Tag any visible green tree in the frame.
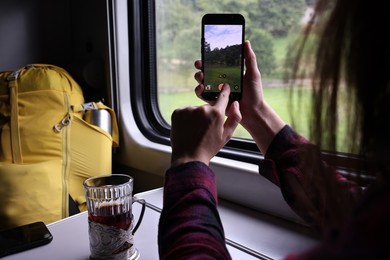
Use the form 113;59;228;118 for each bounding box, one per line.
247;28;276;75
248;0;306;37
156;0;307;84
156;0;197;60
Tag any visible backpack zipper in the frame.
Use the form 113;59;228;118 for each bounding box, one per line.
53;98;72;219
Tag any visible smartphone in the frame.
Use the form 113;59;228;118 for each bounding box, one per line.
201;13;245;101
0;221;53;257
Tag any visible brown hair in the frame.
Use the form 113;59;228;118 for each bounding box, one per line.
288;0;390;180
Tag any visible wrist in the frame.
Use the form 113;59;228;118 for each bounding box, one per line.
241;101;286;154
171;155;209;168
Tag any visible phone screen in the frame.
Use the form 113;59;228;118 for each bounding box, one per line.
201;14;245;100
0;221;53;257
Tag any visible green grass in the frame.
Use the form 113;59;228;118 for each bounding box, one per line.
157;34;312;140
158;85;350;152
158;86;311;140
204;66;242;91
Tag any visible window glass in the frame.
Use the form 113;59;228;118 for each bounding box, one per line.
155;0;349;153
156;0;309;132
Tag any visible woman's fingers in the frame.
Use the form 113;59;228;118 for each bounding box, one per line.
194;60;202;70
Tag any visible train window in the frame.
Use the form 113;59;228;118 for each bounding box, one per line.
127;0;372;185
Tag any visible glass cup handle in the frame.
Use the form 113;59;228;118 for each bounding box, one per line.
132;197;146;235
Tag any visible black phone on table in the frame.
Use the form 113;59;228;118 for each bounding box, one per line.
201;13;245;101
0;221;53;257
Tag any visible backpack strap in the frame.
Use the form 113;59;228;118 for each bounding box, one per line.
7;69;23;164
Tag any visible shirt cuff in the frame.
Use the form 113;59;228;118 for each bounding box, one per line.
164;161;218;203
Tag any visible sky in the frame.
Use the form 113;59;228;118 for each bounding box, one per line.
205;24;243;50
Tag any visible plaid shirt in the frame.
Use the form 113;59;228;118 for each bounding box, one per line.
158;125;390;259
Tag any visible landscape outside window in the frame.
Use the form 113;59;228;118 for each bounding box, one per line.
155;0;349;152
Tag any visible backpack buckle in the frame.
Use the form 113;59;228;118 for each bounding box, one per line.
7;70;21;81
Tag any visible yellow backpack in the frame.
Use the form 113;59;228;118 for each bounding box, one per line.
0;64;119;228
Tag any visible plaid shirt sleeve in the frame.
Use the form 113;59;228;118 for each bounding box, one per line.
158;161;232;260
259;125;363;232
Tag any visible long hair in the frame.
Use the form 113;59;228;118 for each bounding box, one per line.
288;0;390;181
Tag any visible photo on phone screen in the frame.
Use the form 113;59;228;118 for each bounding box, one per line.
201;13;245;100
0;221;53;257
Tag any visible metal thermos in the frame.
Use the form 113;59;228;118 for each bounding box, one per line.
84;109;112;135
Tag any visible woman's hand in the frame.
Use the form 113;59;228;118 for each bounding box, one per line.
194;40;285;154
170;85;241;167
194;40;264;129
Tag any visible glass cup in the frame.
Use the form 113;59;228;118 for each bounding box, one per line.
83;174;145;260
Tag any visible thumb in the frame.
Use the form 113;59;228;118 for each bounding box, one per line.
244;40;259;76
223;101;241;142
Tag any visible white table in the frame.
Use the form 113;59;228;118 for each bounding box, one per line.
2;188;318;260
